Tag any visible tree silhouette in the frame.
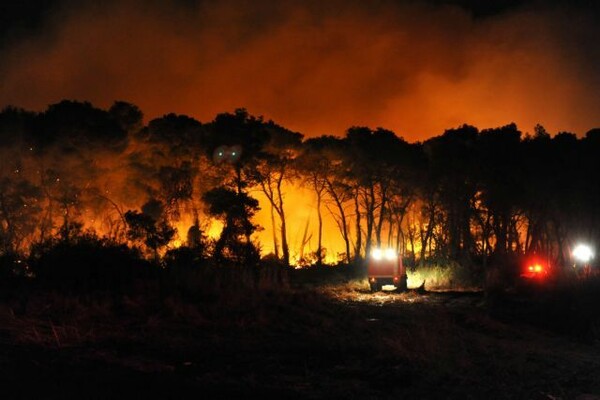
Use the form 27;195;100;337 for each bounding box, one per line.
36;100;127;151
253;122;303;266
296;138;330;265
477;124;523;257
202;187;260;266
344;127;416;258
0;177;43;253
109;101;143;135
1;99;599;279
158;161;195;221
424;124;479;262
125;200;175;261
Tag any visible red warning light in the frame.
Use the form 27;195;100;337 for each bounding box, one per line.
521;258;549;280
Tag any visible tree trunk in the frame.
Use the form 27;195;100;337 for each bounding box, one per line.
270;203;279;258
277;174;290;267
309;176;326;266
324;179;351;263
375;185;388;248
316;186;323;266
364;186;376;256
354;188;362;260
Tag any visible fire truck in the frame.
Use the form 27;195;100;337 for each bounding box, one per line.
367;248;407;292
520;254;551;280
520;243;595;282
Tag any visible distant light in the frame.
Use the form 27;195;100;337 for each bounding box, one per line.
231;152;236;156
534;265;543;272
573;244;593;263
371;249;383;260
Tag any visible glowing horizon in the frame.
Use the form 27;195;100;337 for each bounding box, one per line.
1;0;599;141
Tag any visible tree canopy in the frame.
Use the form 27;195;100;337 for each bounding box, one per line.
0;100;598;273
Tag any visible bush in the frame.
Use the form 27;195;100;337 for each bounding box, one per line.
409;261;483;290
0;252;29;279
164;246;206;271
488;274;600;342
29;235;151;293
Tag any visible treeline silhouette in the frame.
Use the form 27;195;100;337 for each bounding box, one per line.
0;100;599;289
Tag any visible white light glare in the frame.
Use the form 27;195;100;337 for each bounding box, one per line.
371;249;383;260
573;244;594;263
384;248;397;260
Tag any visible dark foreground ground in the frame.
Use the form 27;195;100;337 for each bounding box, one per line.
1;281;599;399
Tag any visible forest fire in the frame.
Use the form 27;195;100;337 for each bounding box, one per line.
2;2;600;399
0;101;599;271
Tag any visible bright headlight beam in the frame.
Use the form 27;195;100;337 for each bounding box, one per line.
384;248;397;260
573;244;593;263
372;249;383;260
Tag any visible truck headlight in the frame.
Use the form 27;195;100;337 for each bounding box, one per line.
371;249;383;260
371;248;397;260
385;248;397;260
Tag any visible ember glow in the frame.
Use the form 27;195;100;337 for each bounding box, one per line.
1;0;600;141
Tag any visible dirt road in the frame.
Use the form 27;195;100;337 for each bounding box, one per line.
1;288;599;399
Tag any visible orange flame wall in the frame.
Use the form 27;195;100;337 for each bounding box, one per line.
253;185;349;265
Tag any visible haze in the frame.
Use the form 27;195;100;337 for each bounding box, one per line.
1;0;599;140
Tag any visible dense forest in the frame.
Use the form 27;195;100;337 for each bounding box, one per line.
0;100;599;281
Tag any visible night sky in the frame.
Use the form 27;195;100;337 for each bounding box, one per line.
1;0;599;141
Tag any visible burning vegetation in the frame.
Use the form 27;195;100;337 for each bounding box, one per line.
0;100;599;287
1;100;600;398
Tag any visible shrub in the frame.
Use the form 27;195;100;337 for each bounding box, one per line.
164;246;206;271
408;261;483;290
0;252;29;279
29;235;151;293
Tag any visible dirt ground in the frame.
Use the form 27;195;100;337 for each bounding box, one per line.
1;286;599;399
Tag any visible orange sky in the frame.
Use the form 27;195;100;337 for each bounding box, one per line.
1;0;599;141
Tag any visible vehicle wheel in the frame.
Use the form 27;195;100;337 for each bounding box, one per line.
370;281;379;292
396;275;408;292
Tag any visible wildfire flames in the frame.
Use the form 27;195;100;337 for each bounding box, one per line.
1;1;599;268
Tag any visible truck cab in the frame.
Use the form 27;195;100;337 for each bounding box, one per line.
367;248;407;292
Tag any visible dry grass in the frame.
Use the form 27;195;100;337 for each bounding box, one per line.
1;272;600;399
407;262;483;291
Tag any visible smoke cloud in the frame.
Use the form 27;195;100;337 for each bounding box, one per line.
1;0;599;140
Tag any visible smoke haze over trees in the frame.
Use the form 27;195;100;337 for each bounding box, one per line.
1;0;600;141
3;3;600;398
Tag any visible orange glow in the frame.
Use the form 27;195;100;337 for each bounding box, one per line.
254;184;350;264
173;218;224;245
1;1;598;267
0;1;598;141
